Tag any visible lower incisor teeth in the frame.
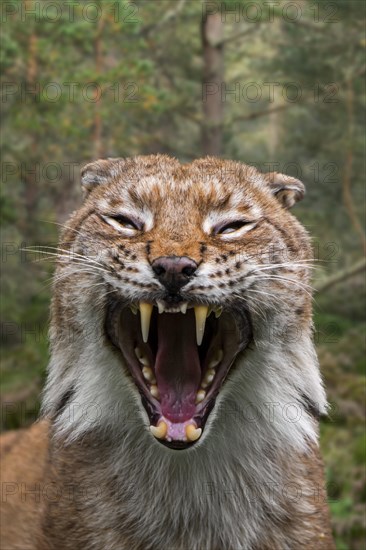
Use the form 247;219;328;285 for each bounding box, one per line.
186;424;202;442
150;421;167;440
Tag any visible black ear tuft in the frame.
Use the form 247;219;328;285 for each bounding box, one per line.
265;172;305;208
80;158;123;196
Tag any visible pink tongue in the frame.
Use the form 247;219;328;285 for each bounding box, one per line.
155;310;201;422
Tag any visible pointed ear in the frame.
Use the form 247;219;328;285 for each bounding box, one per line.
81;158;123;196
264;172;305;208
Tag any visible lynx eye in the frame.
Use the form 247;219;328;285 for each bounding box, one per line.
102;214;142;232
111;215;140;230
214;220;256;236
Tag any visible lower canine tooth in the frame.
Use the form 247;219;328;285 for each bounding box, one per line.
150;385;160;399
195;390;206;404
150;421;167;440
186;424;202;442
139;302;153;343
142;367;156;383
194;305;208;346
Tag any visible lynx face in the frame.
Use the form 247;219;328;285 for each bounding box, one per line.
53;155;311;450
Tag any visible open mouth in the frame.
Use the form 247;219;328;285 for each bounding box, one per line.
106;299;252;449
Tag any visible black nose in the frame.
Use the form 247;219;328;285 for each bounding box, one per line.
151;256;198;292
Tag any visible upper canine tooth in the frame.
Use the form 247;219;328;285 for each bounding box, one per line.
179;302;188;314
186;424;202;442
215;307;223;318
139;302;153;342
194;305;208;346
156;300;165;314
150;421;167;440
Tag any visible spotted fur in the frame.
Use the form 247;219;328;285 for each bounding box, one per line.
1;156;334;549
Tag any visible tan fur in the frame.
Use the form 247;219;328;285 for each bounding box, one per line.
0;421;49;549
0;156;335;549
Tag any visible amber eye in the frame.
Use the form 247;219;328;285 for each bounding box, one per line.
215;220;253;235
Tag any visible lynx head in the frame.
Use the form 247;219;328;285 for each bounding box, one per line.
45;155;325;451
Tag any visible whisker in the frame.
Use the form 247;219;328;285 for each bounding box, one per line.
40;267;105;292
22;247;107;270
253;275;313;297
231;290;267;321
39;220;91;239
250;262;320;271
245;288;278;300
31;256;110;277
241;250;329;264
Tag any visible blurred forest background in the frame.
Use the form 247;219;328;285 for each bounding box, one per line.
1;0;365;547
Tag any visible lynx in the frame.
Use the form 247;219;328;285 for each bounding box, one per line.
1;155;334;549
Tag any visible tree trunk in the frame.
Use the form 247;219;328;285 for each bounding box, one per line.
342;78;366;255
23;0;38;232
201;7;224;156
93;5;105;159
